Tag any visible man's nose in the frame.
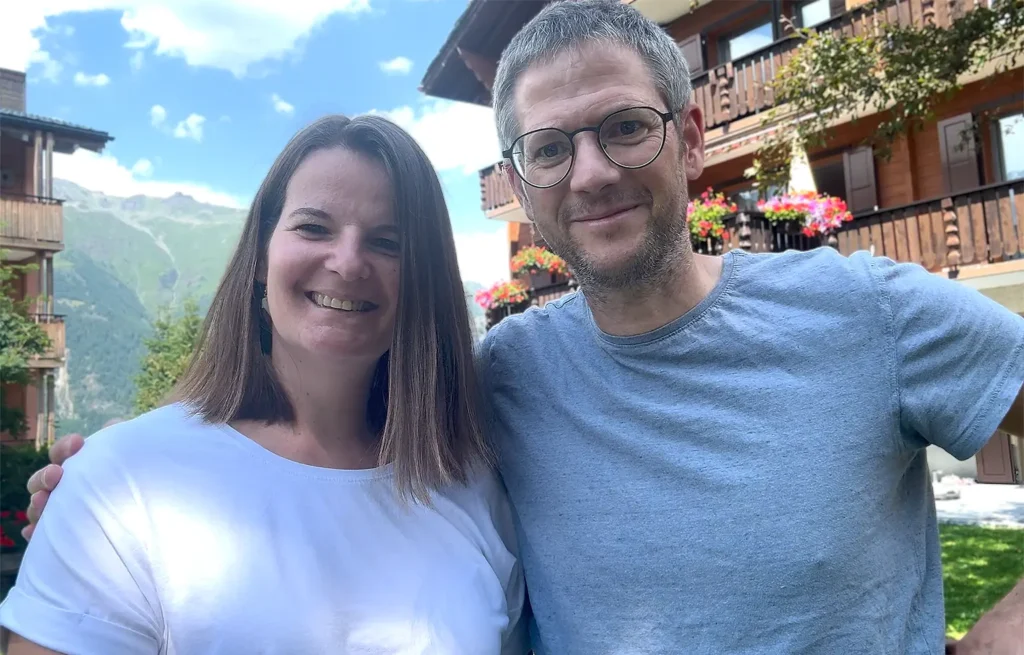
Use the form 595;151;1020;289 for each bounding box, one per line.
568;134;622;194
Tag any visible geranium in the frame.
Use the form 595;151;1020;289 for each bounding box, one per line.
474;280;529;310
510;245;568;276
686;187;736;241
758;190;853;236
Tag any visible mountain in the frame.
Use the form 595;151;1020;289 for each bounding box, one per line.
51;180;488;436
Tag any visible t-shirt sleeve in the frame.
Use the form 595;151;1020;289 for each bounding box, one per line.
870;255;1024;460
0;437;162;654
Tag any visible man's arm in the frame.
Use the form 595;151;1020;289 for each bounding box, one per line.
5;631;63;655
953;578;1024;655
997;386;1023;438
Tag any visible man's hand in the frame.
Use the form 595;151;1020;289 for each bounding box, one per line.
22;432;85;541
954;577;1024;655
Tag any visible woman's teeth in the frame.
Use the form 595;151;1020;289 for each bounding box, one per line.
310;292;373;312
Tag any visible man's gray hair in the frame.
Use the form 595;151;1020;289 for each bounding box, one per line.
492;0;692;150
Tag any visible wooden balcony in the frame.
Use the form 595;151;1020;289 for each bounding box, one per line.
29;314;65;368
695;0;978;132
710;179;1024;274
479;163;529;222
0;194;64;252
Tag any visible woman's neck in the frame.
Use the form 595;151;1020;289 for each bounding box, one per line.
232;351;383;470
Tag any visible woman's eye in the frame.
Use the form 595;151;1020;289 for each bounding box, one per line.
297;223;329;235
372;237;400;252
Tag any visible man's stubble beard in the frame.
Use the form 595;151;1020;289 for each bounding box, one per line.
527;171;692;301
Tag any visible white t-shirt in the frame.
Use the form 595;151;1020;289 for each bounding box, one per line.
0;403;527;654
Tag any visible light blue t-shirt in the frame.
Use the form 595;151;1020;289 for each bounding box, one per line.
479;247;1024;655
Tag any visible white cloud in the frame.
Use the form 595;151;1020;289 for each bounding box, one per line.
73;71;111;87
0;1;372;79
371;97;500;175
131;158;154;177
173;113;206;142
378;56;412;75
129;50;144;71
55;149;245;208
28;50;62;82
150;104;167;126
271;93;294;115
453;227;510;287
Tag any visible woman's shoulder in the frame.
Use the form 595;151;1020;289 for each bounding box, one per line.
65;403;228;475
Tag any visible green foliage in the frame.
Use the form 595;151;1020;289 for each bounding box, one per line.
0;442;51;552
0;259;50;390
940;523;1024;639
751;0;1024;189
132;297;203;414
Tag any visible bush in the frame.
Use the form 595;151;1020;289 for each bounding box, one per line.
0;443;50;552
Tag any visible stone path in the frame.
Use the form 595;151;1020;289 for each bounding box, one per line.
934;479;1024;528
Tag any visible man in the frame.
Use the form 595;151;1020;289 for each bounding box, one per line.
20;1;1024;653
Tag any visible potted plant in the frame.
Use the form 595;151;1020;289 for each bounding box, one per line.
510;245;568;289
687;187;736;251
475;279;530;328
757;190;853;243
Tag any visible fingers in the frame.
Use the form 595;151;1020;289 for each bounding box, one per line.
21;523;35;541
25;490;50;530
49;432;85;465
26;463;63;495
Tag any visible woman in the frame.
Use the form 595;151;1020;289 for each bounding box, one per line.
0;115;526;654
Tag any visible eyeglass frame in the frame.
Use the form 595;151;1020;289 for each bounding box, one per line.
501;105;677;189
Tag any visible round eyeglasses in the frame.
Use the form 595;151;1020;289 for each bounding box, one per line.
503;106;675;189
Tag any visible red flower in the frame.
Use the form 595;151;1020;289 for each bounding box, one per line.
0;511;9;519
14;511;28;523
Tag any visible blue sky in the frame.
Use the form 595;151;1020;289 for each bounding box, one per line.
2;0;509;285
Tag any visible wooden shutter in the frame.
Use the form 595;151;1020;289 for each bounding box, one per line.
937;113;981;194
829;0;847;17
975;432;1017;484
842;146;878;213
678;34;704;76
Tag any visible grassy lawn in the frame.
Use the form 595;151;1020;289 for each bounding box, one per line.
941;523;1024;639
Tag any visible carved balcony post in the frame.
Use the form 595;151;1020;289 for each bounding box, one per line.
921;0;936;25
737;212;753;251
942;197;961;279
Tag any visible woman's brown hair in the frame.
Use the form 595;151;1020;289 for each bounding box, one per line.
173;114;492;501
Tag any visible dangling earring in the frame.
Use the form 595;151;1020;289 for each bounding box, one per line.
261;286;269;313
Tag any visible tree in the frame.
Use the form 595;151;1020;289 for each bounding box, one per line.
132;297;203;414
749;0;1024;189
0;256;50;438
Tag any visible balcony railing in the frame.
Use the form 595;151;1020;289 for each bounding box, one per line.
479;163;519;215
695;0;978;131
29;313;65;366
0;194;64;249
711;178;1023;273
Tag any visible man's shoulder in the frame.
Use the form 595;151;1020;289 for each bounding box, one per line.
481;288;587;353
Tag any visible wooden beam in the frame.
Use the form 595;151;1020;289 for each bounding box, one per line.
456;47;497;92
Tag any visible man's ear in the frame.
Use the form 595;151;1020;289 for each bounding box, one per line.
679;103;706;182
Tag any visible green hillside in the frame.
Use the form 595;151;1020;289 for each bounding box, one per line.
51;180;488;436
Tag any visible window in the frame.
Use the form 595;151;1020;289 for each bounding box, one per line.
798;0;831;27
720;20;774;62
811;160;847;201
995;112;1024;181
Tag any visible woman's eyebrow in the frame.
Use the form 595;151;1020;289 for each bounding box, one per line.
288;207;331;221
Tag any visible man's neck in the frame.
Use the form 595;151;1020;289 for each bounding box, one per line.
585;253;724;337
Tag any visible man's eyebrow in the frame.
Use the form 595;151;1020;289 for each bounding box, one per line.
288;207;331;220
